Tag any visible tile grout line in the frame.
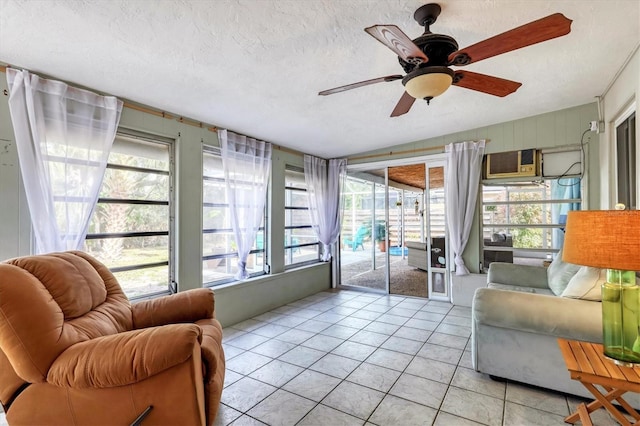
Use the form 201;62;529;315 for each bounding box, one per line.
227;289;602;425
221;290;485;425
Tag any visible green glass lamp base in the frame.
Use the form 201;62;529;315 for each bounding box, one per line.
601;269;640;366
604;351;640;367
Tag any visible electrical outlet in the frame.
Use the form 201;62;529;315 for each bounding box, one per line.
590;121;599;132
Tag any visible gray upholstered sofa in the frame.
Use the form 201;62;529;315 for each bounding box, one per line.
471;259;640;404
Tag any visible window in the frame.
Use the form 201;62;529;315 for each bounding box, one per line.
203;148;266;285
616;112;636;209
85;132;174;299
481;177;581;271
285;167;320;267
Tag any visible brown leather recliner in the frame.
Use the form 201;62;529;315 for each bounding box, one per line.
0;251;225;426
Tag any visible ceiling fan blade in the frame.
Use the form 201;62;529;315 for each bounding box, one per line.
453;70;522;97
365;25;428;65
448;13;572;66
319;75;403;96
391;91;416;117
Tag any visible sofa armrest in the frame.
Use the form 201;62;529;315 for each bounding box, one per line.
47;324;202;388
473;287;602;342
487;262;549;289
132;288;215;329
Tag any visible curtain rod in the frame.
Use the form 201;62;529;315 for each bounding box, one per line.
348;145;445;161
348;140;491;162
121;102;217;133
0;64;219;133
0;64;335;159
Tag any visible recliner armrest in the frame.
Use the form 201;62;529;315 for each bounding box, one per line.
487;262;549;289
132;288;215;329
47;323;202;388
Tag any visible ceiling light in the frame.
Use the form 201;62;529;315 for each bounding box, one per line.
402;67;454;104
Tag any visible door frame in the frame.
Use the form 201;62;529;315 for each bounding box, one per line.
424;159;450;301
346;153;448;297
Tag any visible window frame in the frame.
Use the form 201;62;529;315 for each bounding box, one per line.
85;129;175;299
614;108;637;210
284;165;321;269
202;146;267;286
480;166;583;272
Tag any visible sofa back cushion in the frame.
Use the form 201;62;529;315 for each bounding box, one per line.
562;269;640;301
561;267;605;301
547;251;581;295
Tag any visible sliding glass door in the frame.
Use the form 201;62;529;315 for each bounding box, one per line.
339;171;388;292
339;157;450;301
389;186;428;298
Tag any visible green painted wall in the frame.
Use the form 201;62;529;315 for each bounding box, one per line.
215;263;331;327
0;76;31;260
0;72;330;326
0;66;603;318
347;102;599;273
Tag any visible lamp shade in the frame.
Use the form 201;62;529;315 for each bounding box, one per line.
562;210;640;271
402;67;454;100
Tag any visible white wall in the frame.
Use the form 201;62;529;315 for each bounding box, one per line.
599;47;639;209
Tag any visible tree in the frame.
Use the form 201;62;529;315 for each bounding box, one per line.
509;192;544;249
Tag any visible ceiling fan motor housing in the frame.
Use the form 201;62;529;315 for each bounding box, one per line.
398;33;458;73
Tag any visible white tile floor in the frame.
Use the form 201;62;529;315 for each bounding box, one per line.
216;288;623;426
0;288;624;426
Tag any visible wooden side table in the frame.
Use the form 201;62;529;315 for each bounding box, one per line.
558;338;640;426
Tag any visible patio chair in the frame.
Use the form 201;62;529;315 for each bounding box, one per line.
343;225;368;251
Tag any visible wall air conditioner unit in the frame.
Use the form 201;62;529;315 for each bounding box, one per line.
484;149;540;179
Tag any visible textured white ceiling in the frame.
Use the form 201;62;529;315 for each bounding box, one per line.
1;0;638;158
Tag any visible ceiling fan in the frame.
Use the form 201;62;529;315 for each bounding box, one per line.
318;3;572;117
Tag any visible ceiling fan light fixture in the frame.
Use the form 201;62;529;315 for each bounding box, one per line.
402;66;454;101
319;7;572;117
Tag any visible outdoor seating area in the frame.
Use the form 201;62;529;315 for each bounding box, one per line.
340;247;428;298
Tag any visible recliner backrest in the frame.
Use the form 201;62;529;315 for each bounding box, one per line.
0;251;133;384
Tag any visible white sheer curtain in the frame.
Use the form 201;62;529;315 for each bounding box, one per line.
219;129;272;280
304;155;347;261
6;69;123;254
445;140;485;275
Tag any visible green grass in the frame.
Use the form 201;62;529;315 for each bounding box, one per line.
86;246;169;297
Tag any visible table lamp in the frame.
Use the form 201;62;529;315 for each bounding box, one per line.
562;208;640;366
